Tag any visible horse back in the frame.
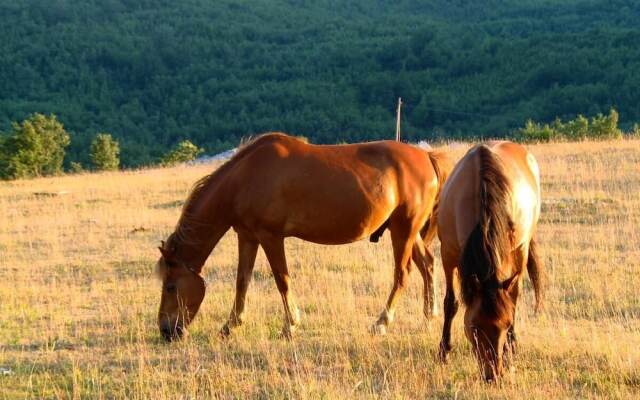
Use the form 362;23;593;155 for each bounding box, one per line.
226;134;438;243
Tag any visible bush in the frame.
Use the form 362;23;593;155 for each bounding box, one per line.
518;108;622;142
69;161;85;174
161;140;203;166
0;113;70;179
556;115;589;140
590;109;622;139
90;133;120;171
518;119;555;142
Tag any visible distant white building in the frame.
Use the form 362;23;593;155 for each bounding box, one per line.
191;148;237;165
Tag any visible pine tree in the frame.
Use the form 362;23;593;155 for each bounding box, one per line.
90;133;120;171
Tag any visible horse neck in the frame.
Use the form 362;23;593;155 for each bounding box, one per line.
174;184;232;273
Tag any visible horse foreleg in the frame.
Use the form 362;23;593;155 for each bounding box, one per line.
504;248;526;367
506;278;521;356
371;222;416;335
412;235;438;319
260;234;300;339
438;253;459;363
220;234;259;338
505;245;527;360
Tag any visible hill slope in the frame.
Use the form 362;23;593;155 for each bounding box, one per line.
1;0;639;165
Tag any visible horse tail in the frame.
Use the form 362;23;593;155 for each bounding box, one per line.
459;145;514;307
527;237;544;313
420;150;452;243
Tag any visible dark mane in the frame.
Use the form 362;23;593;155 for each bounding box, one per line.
459;145;515;318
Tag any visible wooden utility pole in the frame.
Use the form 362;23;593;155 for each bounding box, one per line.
395;97;402;141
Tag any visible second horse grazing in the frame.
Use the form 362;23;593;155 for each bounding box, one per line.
436;141;543;382
155;133;452;341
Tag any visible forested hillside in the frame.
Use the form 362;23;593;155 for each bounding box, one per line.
1;0;639;166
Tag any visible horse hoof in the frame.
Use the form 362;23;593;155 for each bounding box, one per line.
370;324;387;336
279;325;296;340
424;311;440;320
423;304;440;319
437;346;450;363
218;324;232;339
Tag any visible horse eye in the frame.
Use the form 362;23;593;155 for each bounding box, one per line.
165;283;177;293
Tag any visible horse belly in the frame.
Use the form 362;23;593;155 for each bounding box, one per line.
283;183;396;245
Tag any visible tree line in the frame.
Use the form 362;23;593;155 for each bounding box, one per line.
1;110;637;180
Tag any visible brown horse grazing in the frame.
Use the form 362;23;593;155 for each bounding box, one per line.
436;141;543;382
155;132;452;341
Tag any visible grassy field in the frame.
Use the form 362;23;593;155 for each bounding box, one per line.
1;139;639;399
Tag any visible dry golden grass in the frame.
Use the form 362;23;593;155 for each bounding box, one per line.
1;139;639;399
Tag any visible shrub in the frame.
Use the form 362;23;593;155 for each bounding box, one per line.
90;133;120;171
557;114;589;140
161;140;203;166
518;119;555;142
69;161;85;174
590;109;622;139
518;108;622;142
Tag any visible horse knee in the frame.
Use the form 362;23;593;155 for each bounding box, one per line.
397;276;410;290
444;293;458;313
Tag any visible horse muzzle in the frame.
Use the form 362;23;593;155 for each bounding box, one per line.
160;321;185;342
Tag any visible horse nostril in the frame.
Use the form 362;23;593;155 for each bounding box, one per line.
160;321;175;341
160;326;172;341
483;370;498;383
160;322;184;342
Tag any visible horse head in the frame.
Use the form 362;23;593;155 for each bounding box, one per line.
155;236;206;341
463;274;518;382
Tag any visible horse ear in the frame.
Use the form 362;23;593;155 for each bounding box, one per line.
158;246;167;258
158;245;173;262
501;274;518;292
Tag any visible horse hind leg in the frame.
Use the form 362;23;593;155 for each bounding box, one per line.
438;252;459;363
259;233;300;339
220;233;259;338
371;218;418;335
412;235;438;319
527;237;544;313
